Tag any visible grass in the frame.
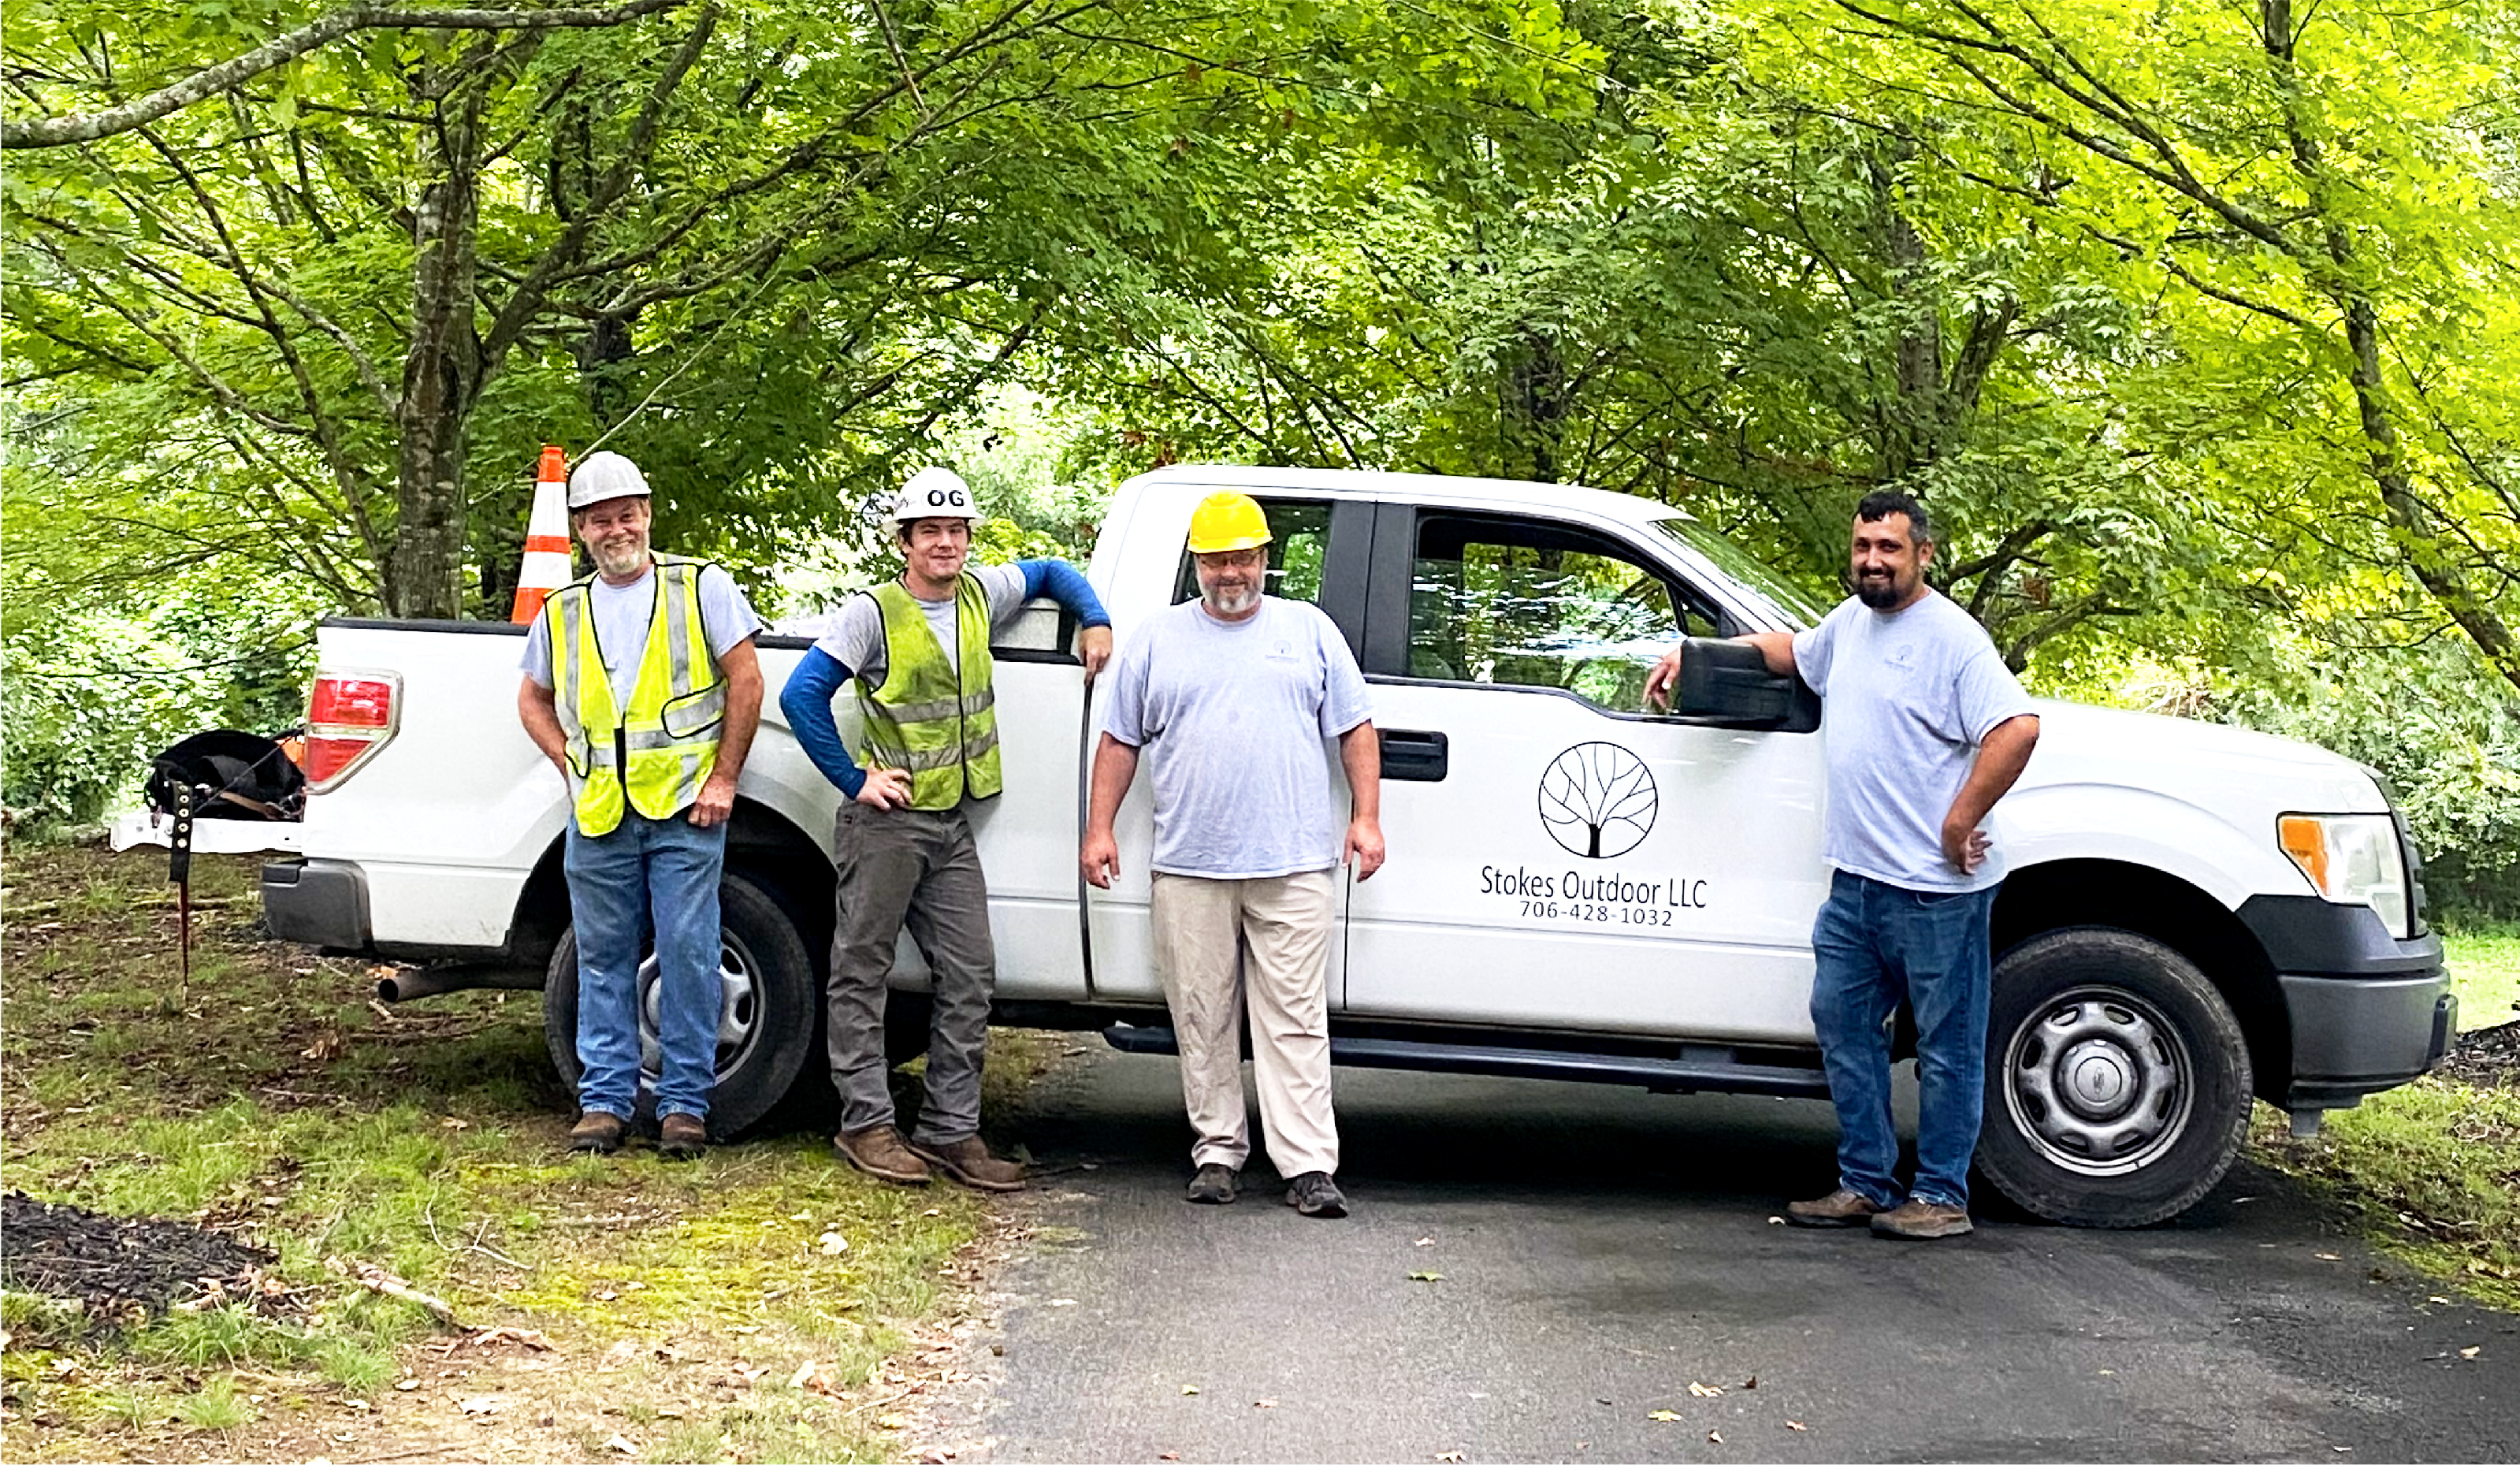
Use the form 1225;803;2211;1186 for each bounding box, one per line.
2251;921;2520;1311
0;843;1040;1463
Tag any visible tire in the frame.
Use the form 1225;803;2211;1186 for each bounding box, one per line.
542;872;819;1139
1975;926;2252;1228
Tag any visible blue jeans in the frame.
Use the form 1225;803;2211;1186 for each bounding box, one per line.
1809;868;1998;1210
565;809;727;1122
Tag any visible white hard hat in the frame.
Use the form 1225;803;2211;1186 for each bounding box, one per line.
891;466;982;523
567;450;651;509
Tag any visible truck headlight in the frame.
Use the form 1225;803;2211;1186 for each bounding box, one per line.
2278;813;2412;939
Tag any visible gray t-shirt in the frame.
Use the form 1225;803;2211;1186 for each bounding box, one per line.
1791;589;2037;893
520;561;762;701
809;563;1031;685
1100;596;1373;879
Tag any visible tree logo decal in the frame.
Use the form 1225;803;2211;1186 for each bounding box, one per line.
1537;742;1657;859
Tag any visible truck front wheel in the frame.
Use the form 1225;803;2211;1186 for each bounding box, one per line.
542;872;820;1140
1975;927;2252;1228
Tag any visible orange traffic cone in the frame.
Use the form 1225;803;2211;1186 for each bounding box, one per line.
510;445;573;623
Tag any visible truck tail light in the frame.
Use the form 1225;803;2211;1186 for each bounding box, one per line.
304;670;402;791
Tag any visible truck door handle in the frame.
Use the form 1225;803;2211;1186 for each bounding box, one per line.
1379;728;1448;782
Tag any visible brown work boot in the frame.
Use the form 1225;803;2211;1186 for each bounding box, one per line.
834;1125;931;1185
1870;1199;1973;1240
567;1110;627;1155
658;1114;707;1162
908;1135;1026;1193
1785;1187;1887;1228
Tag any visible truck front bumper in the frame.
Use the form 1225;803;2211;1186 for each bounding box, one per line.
2238;894;2455;1109
262;857;372;953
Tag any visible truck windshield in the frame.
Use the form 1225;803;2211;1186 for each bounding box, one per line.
1648;517;1831;630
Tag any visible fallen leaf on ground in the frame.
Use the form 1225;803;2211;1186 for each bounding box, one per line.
875;1413;912;1430
1159;1454;1180;1460
1740;1376;1757;1389
392;1379;419;1392
2314;1253;2340;1262
1767;1215;1785;1225
1708;1430;1723;1444
604;1436;636;1454
2460;1347;2481;1359
1181;1385;1199;1396
1648;1410;1681;1422
459;1396;504;1416
1415;1236;1435;1247
1689;1382;1723;1397
790;1211;812;1221
1050;1298;1079;1307
1254;1398;1278;1409
1435;1454;1466;1462
1409;1271;1444;1282
820;1232;849;1255
1786;1421;1808;1432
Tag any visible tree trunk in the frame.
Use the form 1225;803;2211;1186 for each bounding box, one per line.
2260;0;2520;693
385;64;489;620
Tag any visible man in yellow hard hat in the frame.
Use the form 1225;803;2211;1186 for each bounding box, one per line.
780;467;1112;1192
1080;491;1384;1218
518;450;765;1161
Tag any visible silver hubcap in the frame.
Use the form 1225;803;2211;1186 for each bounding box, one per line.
636;935;761;1084
2002;985;2194;1177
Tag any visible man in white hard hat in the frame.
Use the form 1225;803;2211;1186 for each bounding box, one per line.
779;467;1113;1190
518;450;765;1160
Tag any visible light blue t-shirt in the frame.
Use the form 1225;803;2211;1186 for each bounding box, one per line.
1100;596;1373;879
1791;589;2036;893
520;561;763;702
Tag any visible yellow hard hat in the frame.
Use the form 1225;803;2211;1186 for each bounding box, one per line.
1185;492;1273;554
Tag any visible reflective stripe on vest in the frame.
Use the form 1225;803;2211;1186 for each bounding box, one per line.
547;556;726;836
857;574;1002;809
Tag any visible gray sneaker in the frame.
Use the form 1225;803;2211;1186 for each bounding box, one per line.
1284;1171;1347;1218
1185;1163;1240;1205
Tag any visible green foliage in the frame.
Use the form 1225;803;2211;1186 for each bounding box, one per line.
2213;643;2520;919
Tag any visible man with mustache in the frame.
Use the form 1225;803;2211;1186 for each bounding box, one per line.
779;467;1112;1192
1081;492;1385;1218
518;450;766;1160
1646;490;2039;1240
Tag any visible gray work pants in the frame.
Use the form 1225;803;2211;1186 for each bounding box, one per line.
825;803;995;1146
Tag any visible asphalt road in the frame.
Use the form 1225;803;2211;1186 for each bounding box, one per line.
935;1044;2520;1463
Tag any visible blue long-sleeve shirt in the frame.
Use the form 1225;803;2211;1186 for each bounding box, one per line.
779;560;1109;798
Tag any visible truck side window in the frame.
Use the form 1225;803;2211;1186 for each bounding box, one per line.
1408;512;1715;712
1171;499;1333;607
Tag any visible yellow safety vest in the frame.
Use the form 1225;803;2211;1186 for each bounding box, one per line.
546;556;727;835
857;574;1002;810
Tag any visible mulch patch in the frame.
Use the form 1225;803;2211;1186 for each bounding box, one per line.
1;1191;282;1326
2439;1019;2520;1087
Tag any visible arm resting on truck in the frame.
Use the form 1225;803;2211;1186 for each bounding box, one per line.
1012;559;1114;676
1642;631;1797;710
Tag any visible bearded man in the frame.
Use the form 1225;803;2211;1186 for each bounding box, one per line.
518;451;764;1160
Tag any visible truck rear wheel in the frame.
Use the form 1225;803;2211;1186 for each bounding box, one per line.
1975;927;2252;1228
543;872;819;1140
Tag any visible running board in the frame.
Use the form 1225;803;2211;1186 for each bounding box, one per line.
1099;1023;1831;1099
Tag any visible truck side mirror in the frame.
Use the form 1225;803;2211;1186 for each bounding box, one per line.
1670;638;1819;731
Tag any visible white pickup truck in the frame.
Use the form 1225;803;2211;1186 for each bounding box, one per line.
262;465;2454;1226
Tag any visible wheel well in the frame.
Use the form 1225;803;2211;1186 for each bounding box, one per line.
1993;859;2289;1103
503;798;836;974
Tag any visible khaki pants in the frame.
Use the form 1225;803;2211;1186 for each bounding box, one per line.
1150;869;1340;1179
